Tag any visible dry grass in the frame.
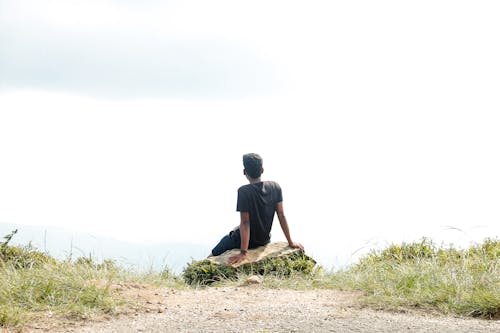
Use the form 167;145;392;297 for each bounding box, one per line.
322;238;500;319
2;230;498;331
0;230;181;330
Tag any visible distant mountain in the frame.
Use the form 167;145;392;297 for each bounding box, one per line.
0;223;210;274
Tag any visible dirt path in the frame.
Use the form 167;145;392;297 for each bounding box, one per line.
50;287;497;333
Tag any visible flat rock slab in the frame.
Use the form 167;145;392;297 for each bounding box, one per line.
206;242;303;267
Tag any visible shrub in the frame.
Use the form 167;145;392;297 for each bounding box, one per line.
0;230;56;269
358;237;436;266
338;238;500;319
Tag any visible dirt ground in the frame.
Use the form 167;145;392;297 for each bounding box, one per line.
23;284;499;333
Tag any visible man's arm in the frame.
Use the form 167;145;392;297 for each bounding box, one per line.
277;201;304;251
228;212;250;265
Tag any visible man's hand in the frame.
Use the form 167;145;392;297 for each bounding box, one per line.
228;252;247;265
289;242;304;252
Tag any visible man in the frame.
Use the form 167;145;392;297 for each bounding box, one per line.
211;153;304;265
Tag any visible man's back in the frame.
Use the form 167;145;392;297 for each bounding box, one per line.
237;180;282;246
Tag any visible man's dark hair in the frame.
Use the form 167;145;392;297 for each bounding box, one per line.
243;153;263;179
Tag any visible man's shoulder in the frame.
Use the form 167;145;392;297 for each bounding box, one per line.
237;184;253;197
238;183;253;191
263;180;281;189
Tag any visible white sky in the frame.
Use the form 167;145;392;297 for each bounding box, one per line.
1;1;499;266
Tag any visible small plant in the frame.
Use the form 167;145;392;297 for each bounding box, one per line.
183;260;237;285
358;237;436;266
467;238;500;260
0;230;55;269
0;229;18;252
0;306;24;327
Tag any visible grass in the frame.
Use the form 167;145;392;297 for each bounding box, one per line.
324;238;500;319
1;229;498;329
0;230;181;329
1;258;115;327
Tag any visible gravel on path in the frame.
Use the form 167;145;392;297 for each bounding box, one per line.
58;287;499;333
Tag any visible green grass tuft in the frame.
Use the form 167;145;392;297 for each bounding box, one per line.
1;229;56;269
0;260;122;326
0;230;181;329
328;238;500;318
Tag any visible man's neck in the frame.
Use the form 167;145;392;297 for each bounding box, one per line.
249;177;261;184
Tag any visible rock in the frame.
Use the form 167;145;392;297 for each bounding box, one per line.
244;275;263;285
183;242;315;285
206;241;304;267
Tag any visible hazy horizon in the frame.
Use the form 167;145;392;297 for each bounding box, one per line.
1;219;495;275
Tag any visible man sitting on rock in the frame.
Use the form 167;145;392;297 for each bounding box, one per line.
211;153;304;265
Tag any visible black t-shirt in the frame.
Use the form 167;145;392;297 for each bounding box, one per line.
236;181;283;246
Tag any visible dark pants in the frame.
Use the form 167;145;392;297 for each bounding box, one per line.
211;228;267;256
211;229;241;256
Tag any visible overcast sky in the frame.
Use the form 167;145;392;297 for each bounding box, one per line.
1;1;499;266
